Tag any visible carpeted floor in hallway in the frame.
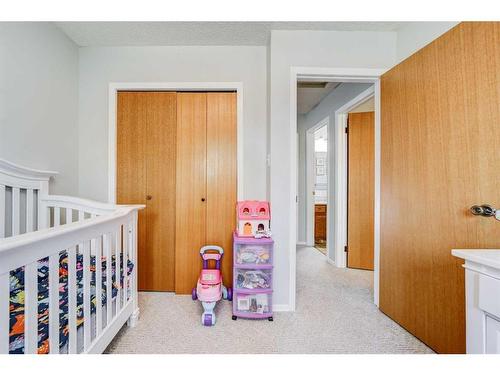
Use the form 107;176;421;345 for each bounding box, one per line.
105;246;433;354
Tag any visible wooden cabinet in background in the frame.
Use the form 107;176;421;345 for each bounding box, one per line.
314;204;327;243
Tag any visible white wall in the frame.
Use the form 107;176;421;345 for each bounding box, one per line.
396;22;459;63
269;30;397;308
0;22;79;194
78;46;267;201
296;83;372;249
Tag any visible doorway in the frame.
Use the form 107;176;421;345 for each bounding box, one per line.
290;67;383;310
299;84;375;265
313;125;328;254
305;121;329;256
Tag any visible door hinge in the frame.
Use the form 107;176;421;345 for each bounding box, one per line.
345;126;348;134
344;245;348;252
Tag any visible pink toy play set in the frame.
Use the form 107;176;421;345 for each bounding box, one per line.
191;246;232;326
236;200;271;238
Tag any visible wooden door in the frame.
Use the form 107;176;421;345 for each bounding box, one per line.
117;92;177;291
117;92;147;289
380;22;500;353
206;92;237;288
175;93;207;294
347;112;375;270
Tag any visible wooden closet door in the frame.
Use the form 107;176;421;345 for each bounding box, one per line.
206;92;237;287
117;92;147;289
145;92;177;291
175;93;207;294
380;22;500;353
117;92;177;292
347;112;374;270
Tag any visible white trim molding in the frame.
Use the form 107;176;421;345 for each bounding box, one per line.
290;67;386;310
107;82;244;204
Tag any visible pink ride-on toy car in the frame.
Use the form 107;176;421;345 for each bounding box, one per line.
191;245;232;326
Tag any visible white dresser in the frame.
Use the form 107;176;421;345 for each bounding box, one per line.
452;249;500;354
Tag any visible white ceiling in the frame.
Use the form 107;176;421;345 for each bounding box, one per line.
297;82;341;114
55;22;405;47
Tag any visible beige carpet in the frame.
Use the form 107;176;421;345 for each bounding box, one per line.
105;246;433;354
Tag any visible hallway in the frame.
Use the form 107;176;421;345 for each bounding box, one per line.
106;246;432;354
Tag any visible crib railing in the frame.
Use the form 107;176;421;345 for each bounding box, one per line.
40;195;122;228
0;202;143;354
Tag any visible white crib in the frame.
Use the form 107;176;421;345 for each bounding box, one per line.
0;159;143;354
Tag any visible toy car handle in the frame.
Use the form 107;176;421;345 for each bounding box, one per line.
200;245;224;255
202;254;221;261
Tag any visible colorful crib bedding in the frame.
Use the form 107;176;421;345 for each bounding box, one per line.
9;252;133;354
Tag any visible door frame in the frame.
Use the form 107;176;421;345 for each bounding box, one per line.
290;67;385;309
107;82;244;204
305;116;329;252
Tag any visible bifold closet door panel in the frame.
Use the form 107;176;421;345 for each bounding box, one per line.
206;92;237;287
117;92;147;290
117;92;177;292
145;92;177;291
175;93;207;294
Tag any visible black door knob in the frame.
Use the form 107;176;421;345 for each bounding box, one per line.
201;198;206;202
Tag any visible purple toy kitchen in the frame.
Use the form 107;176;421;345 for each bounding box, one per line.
232;201;274;321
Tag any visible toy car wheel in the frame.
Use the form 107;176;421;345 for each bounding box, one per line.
227;287;233;301
268;317;273;322
232;315;237;321
203;314;213;326
191;288;197;300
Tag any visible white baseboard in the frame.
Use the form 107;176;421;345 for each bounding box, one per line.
326;258;335;267
273;304;291;312
296;241;307;246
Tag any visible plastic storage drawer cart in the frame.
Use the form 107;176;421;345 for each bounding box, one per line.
232;232;274;321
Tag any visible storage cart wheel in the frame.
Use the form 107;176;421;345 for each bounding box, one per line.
268;317;273;322
191;288;197;300
227;287;233;301
232;315;237;321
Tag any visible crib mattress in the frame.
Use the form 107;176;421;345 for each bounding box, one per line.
9;252;133;354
